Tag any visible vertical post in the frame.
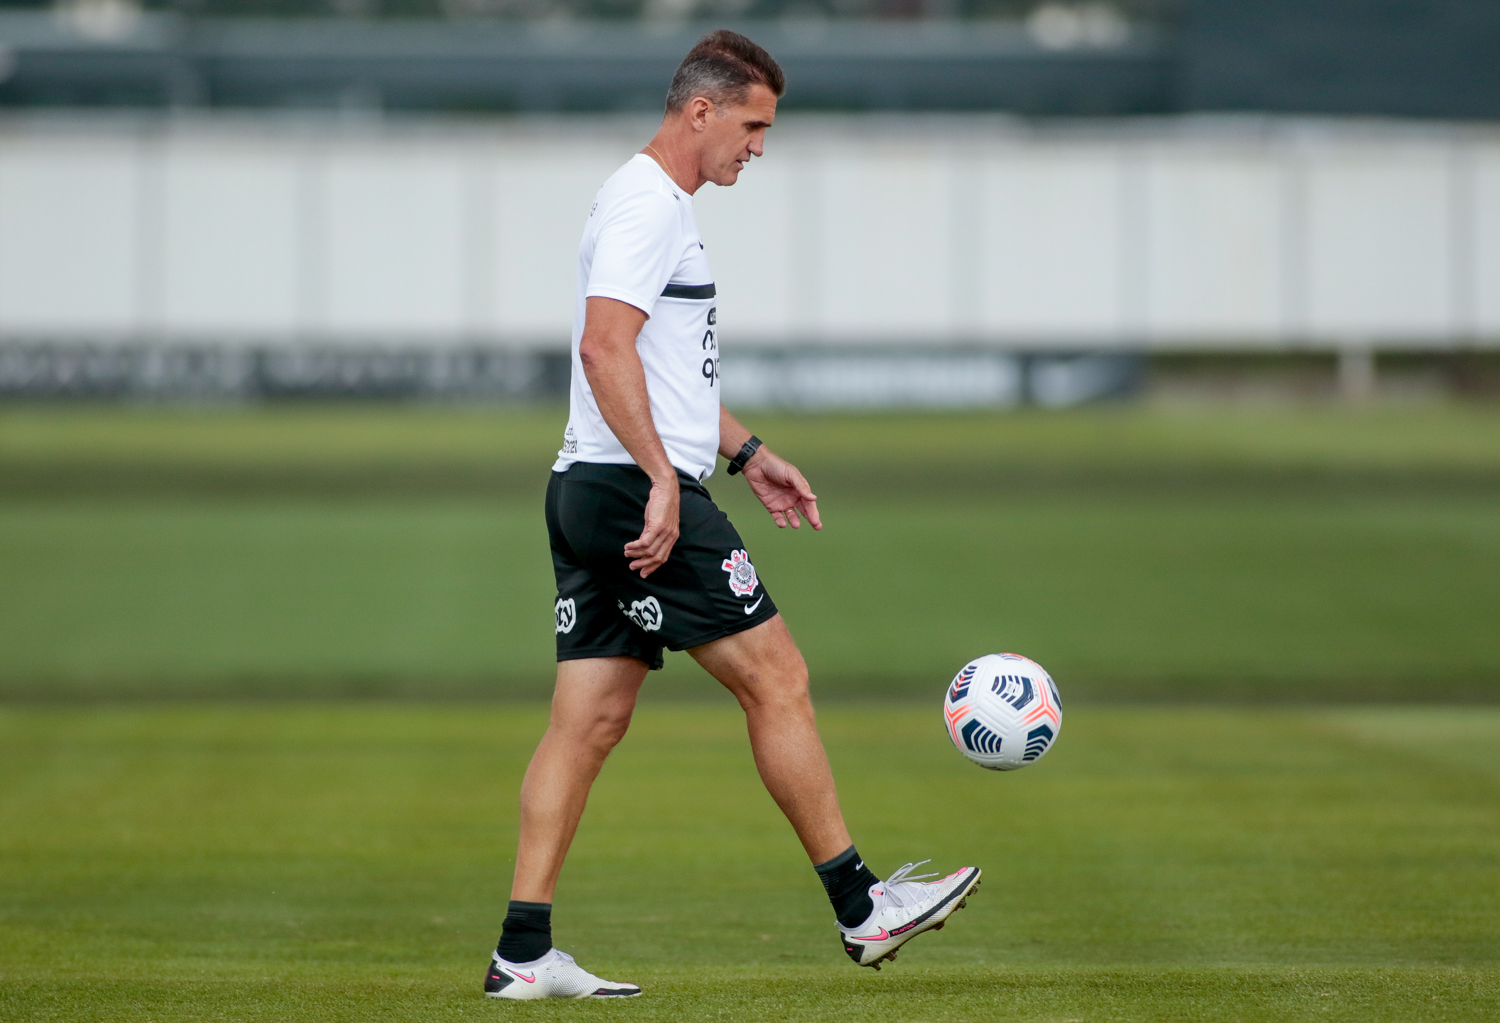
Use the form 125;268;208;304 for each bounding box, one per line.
1119;140;1150;348
789;147;823;343
1278;137;1308;347
1337;343;1376;400
949;139;983;344
136;124;167;346
460;138;500;397
295;139;326;341
463;139;497;342
1450;140;1478;344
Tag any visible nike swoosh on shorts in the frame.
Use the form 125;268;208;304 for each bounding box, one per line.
744;594;765;615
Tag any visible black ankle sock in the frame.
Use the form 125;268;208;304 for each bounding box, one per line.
814;845;881;928
496;900;553;964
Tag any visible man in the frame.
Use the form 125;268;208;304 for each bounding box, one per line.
483;30;981;1001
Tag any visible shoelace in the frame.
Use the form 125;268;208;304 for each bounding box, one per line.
879;859;940;909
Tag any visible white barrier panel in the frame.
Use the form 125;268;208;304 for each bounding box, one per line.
976;147;1125;340
161;141;302;334
0;113;1496;350
0;132;142;335
1143;152;1281;339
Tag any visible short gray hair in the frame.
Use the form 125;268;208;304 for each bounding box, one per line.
665;30;785;113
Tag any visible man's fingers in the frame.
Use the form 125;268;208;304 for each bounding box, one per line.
791;469;821;528
628;529;678;576
801;498;822;530
632;548;675;576
786;507;801;529
624;521;657;551
624;523;675;556
629;549;667;574
627;534;675;560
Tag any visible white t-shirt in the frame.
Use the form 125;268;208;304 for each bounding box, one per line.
553;154;720;480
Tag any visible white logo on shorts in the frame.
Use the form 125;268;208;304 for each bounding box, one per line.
721;549;758;598
619;595;663;633
554;597;577;635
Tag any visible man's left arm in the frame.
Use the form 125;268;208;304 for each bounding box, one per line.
720;405;822;531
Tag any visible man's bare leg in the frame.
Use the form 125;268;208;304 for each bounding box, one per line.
691;613;983;969
689;614;851;864
487;656;647;996
510;656;649;903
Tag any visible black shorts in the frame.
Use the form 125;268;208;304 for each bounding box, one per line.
547;462;779;669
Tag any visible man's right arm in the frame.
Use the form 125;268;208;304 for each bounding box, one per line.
578;294;680;579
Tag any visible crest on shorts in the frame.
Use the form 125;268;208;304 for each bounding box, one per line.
618;596;663;632
554;597;577;635
721;549;759;598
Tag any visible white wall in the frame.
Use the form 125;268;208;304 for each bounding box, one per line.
0;113;1495;350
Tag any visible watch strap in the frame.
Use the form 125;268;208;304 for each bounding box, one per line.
726;435;763;476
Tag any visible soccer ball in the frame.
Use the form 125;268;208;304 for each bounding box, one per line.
942;653;1062;771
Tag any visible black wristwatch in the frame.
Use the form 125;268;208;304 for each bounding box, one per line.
726;435;763;476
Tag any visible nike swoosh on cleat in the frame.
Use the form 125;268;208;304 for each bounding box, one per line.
849;927;889;942
743;594;765;615
508;971;536;983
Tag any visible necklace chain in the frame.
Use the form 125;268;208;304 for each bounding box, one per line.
643;144;670;174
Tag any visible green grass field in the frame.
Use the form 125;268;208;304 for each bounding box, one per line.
1;404;1498;700
2;704;1497;1021
1;404;1497;1020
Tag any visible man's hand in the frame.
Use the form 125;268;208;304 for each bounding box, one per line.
624;476;681;577
578;296;683;578
742;448;821;530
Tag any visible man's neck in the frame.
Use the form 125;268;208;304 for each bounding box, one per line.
641;132;702;194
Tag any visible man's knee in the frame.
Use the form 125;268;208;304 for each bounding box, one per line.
692;616;815;710
551;701;634;758
738;652;812;711
550;656;645;756
587;706;635;754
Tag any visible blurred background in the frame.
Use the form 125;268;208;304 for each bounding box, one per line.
0;0;1496;701
5;12;1497;1017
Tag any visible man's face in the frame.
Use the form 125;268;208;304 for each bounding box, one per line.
699;84;778;187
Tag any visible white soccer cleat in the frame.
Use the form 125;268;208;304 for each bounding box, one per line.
484;948;641;999
838;860;982;969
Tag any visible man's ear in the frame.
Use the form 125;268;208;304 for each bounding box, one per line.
688;96;714;133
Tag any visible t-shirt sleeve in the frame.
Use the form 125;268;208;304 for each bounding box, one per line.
585;188;682;318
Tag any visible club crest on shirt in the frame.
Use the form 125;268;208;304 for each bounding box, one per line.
721;549;759;598
618;596;663;632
